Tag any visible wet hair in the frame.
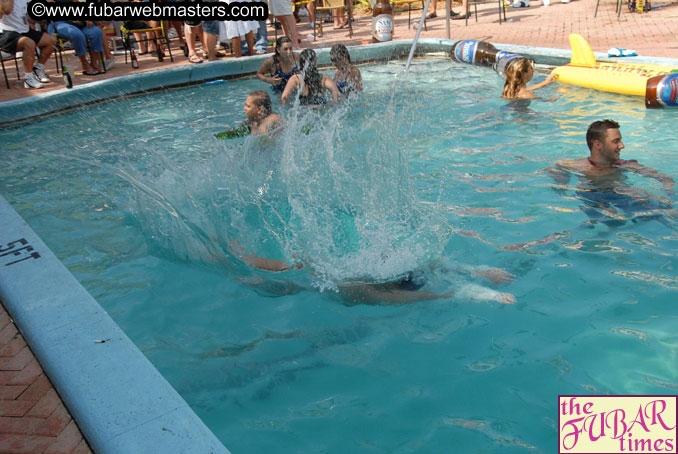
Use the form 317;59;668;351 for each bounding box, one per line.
249;91;272;116
299;49;323;96
501;58;534;99
272;37;293;69
586;119;620;151
330;44;351;66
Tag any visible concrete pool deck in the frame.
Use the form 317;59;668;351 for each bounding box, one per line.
0;2;676;451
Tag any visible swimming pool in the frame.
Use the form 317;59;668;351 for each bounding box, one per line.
1;55;677;453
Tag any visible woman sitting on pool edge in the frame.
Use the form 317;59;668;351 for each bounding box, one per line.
256;37;300;96
502;57;557;100
330;44;363;96
282;49;339;106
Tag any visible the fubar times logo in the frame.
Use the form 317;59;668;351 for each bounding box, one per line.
559;396;677;453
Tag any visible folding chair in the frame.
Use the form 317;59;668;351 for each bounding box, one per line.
391;0;428;29
1;47;58;88
465;0;507;25
101;22;125;53
1;50;22;89
314;0;353;39
120;22;174;67
594;0;623;16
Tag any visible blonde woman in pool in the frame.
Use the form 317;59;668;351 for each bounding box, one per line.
502;57;557;100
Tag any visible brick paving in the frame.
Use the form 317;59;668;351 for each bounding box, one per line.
0;303;92;454
1;0;677;103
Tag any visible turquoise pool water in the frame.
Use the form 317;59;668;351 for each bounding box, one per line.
1;57;677;453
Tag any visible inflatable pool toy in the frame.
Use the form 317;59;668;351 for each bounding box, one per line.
215;123;311;139
450;40;527;77
551;34;678;108
215;123;251;139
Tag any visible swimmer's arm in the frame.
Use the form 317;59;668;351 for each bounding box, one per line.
545;162;572;192
281;75;300;105
527;73;557;92
242;254;292;272
256;58;279;85
353;67;363;91
626;162;676;194
323;75;339;102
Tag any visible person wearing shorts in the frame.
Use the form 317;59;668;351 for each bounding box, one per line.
268;0;301;49
0;0;56;88
201;19;220;61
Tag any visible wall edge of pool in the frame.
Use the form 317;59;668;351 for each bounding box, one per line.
3;39;678;125
0;194;231;454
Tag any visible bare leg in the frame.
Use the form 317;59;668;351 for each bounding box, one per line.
333;7;343;27
89;51;103;71
308;1;316;23
133;32;147;52
204;31;218;60
244;31;255;56
101;33;114;60
184;23;202;61
232;36;242;57
36;33;55;64
276;14;301;49
17;36;36;73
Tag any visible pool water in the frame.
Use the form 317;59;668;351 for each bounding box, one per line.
2;57;677;453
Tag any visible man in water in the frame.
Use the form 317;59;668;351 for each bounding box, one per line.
549;119;675;224
244;91;285;135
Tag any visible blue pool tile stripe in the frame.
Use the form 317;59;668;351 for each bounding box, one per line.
0;195;231;454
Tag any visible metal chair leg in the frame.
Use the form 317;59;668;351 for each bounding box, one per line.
1;56;9;89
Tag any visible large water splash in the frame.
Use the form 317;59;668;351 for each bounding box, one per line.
123;90;449;291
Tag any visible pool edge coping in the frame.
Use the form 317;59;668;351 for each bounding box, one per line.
3;38;678;126
0;194;231;454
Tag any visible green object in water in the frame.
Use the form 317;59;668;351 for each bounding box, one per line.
215;123;251;139
301;124;311;135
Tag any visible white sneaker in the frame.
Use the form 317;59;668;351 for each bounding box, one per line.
24;72;44;89
104;57;117;71
33;63;50;83
512;0;529;6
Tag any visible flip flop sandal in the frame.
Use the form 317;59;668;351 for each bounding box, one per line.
188;54;203;64
82;69;100;76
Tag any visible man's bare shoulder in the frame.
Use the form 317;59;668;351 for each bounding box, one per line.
555;157;588;173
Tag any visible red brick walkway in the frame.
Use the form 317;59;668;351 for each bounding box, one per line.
0;303;92;454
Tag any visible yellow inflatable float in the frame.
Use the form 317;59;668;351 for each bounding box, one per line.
552;34;678;108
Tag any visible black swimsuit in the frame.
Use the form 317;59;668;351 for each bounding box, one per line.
271;60;298;94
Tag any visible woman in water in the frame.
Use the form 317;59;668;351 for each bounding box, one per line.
330;44;362;96
501;57;557;100
256;37;300;95
281;49;339;106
